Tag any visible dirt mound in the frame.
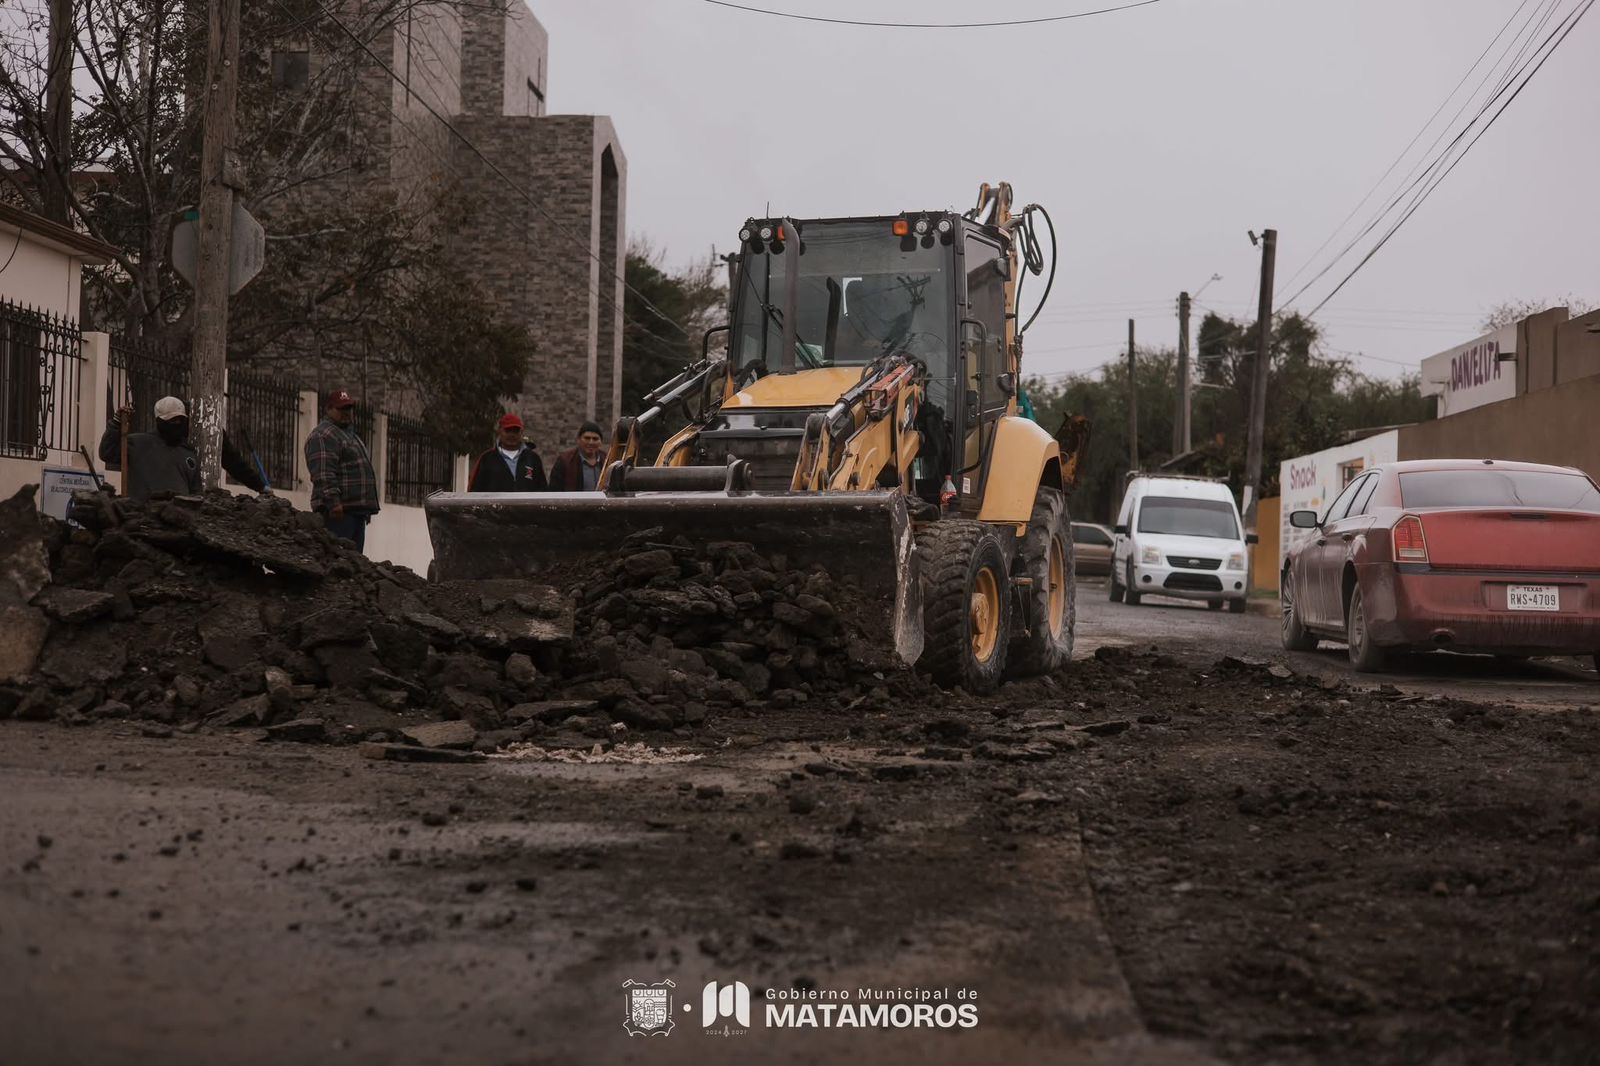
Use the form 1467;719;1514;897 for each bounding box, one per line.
0;485;931;749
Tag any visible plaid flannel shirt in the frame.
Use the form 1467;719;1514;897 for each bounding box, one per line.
305;419;380;513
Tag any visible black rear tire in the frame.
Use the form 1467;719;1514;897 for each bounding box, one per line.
917;520;1012;694
1346;584;1386;672
1008;488;1075;677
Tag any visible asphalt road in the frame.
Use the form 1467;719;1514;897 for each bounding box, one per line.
1075;576;1600;710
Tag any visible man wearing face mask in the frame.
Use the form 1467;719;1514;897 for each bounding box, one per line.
98;396;268;501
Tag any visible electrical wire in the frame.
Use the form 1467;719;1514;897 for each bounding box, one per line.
1303;0;1594;318
1284;0;1591;314
1275;0;1539;297
699;0;1168;30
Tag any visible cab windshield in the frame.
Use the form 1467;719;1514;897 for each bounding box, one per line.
732;221;952;379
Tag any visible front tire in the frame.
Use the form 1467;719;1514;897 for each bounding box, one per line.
1227;597;1247;614
1008;488;1075;677
1280;568;1318;651
1108;564;1124;603
918;520;1013;694
1123;562;1143;606
1346;584;1386;672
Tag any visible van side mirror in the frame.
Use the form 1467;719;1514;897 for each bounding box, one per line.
1288;510;1319;529
1245;532;1260;545
1114;524;1128;535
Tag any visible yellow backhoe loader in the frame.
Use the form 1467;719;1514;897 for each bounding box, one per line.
426;182;1089;693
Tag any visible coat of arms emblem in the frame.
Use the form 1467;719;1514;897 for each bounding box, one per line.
623;977;677;1036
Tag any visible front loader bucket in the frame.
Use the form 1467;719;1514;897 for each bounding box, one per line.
424;490;924;666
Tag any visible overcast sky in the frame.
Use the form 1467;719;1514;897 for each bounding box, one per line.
534;0;1598;384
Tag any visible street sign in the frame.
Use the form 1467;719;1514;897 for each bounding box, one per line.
171;203;266;295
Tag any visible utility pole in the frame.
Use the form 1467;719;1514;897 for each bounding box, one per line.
192;0;242;489
1242;229;1277;532
1173;291;1191;456
1126;318;1138;472
42;0;73;224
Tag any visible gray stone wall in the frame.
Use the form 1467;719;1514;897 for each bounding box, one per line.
243;1;622;450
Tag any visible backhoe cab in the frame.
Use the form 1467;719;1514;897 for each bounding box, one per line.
426;182;1087;694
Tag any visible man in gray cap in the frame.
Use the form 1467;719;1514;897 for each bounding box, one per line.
99;396;268;501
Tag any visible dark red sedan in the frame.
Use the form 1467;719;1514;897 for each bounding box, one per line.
1280;459;1600;673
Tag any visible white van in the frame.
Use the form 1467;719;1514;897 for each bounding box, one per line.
1109;475;1256;612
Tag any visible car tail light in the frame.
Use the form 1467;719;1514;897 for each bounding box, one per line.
1393;514;1428;562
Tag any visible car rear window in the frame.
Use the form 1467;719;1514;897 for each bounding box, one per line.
1137;496;1240;539
1398;470;1600;512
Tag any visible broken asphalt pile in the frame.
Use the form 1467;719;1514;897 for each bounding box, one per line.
0;485;931;754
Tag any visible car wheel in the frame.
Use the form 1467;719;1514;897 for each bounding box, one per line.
1123;563;1142;606
1591;652;1600;679
1345;584;1386;672
1226;598;1246;614
1279;568;1318;651
1107;564;1124;603
1207;599;1223;610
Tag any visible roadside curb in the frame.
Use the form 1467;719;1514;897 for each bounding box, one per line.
1246;596;1278;618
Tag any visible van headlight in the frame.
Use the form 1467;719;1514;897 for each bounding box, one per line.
1141;546;1162;565
1227;552;1245;570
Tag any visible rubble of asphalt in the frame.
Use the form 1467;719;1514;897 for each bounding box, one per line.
0;485;938;751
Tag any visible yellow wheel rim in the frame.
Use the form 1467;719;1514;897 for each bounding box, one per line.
1047;535;1066;640
971;567;1001;664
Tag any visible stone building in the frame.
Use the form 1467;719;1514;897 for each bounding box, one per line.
267;0;625;451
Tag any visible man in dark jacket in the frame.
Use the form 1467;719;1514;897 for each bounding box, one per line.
468;413;547;492
304;389;379;551
99;396;269;500
548;421;606;492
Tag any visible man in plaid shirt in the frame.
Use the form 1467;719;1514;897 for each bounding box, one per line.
304;389;379;551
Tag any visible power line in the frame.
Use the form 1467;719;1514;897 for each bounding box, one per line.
699;0;1168;30
1275;0;1539;297
1304;0;1594;318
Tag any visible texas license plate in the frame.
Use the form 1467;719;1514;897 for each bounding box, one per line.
1506;585;1559;612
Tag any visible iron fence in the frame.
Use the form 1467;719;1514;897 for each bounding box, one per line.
227;370;302;490
386;413;454;506
108;333;190;433
1;301;82;459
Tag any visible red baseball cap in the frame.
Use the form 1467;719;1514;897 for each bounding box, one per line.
497;413;524;431
327;389;355;409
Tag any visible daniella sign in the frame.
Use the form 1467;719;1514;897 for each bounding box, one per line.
1420;325;1516;417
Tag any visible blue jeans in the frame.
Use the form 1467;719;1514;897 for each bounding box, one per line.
325;511;369;551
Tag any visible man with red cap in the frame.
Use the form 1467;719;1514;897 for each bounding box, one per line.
304;389;380;551
467;412;548;493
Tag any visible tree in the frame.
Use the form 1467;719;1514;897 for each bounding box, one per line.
1480;295;1595;331
621;240;727;436
1027;312;1433;523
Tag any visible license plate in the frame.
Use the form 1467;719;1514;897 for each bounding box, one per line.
1506;585;1559;612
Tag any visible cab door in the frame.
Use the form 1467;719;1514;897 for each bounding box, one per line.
959;233;1010;511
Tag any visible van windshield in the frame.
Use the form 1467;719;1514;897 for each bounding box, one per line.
1138;496;1240;539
